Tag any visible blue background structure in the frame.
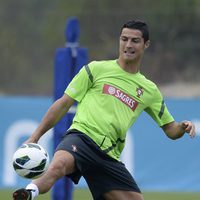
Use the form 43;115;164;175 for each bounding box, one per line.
0;96;200;192
53;17;88;200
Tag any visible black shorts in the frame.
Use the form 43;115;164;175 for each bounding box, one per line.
56;129;141;200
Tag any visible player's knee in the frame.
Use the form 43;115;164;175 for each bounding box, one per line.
47;162;66;179
47;152;75;179
53;150;75;175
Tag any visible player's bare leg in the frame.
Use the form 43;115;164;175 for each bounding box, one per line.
32;150;75;193
103;190;144;200
13;150;75;200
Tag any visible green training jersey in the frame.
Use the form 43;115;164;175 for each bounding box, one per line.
65;60;174;160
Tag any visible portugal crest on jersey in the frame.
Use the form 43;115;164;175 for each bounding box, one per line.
136;87;144;98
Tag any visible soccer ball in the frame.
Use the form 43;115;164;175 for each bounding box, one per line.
13;143;49;179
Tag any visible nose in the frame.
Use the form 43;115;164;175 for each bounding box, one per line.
126;39;133;48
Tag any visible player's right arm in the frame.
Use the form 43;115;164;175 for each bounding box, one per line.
25;94;75;143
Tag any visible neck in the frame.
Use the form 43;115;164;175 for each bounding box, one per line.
117;58;140;74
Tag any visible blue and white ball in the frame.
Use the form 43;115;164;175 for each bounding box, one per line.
13;143;49;179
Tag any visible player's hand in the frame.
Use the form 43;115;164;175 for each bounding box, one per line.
181;120;196;138
24;136;39;144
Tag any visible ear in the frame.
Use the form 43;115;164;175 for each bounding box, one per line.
144;40;150;49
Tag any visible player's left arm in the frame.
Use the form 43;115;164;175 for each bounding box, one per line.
162;120;196;140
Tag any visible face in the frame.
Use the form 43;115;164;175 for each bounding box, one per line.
119;28;149;63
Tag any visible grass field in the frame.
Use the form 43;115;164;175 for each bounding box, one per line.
2;188;200;200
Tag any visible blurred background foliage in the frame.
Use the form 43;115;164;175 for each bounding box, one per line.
0;0;200;95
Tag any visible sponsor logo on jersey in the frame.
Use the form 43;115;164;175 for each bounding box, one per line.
103;84;138;111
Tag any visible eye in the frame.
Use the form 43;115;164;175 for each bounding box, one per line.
121;36;128;41
132;38;140;43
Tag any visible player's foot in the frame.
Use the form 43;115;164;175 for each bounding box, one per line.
13;188;32;200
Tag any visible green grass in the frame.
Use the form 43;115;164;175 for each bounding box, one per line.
143;191;200;200
2;189;200;200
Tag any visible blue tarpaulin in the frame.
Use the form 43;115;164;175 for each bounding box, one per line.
0;97;200;192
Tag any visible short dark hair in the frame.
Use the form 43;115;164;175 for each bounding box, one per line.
121;20;149;42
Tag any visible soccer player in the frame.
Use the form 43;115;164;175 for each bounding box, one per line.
13;20;196;200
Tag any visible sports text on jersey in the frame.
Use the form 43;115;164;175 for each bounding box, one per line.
103;84;138;111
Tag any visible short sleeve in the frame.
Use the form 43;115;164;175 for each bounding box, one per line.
65;65;93;102
145;88;174;126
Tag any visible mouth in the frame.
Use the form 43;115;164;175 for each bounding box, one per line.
124;50;135;56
